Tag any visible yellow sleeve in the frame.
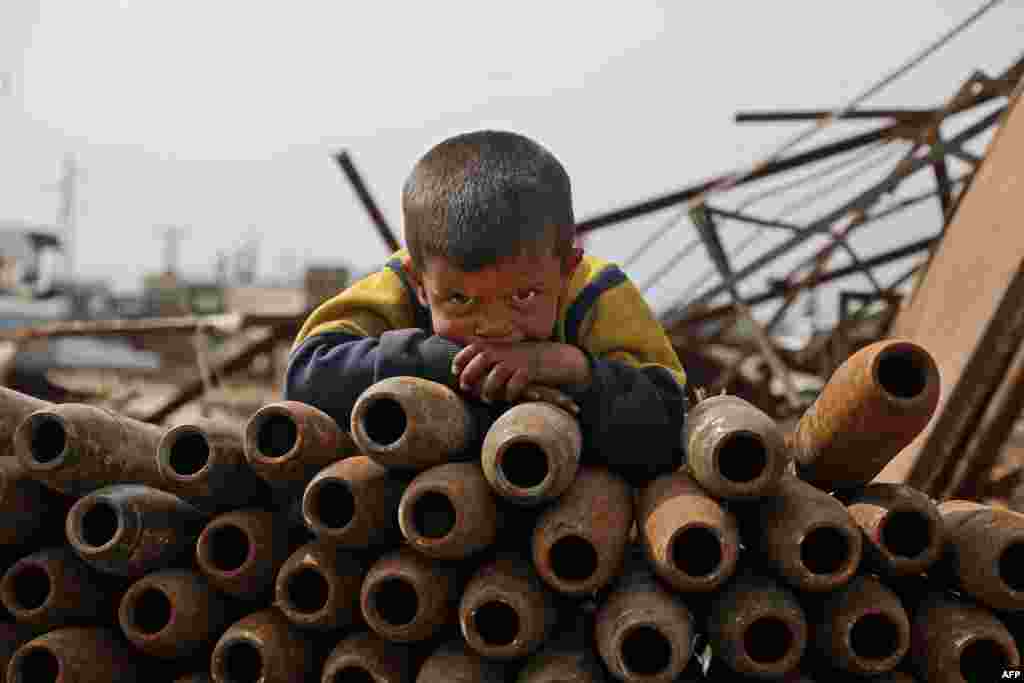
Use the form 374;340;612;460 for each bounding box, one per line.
291;256;421;352
578;275;687;390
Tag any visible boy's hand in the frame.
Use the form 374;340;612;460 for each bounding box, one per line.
452;341;542;404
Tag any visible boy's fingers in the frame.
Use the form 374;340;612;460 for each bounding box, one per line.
451;344;479;375
481;365;515;404
523;385;580;415
458;353;496;390
505;370;530;403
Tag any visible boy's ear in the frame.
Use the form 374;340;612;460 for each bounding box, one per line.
402;255;431;307
562;245;583;276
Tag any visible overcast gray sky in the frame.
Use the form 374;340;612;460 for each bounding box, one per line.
2;1;1022;318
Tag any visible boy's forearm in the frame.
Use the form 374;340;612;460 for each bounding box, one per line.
533;342;593;391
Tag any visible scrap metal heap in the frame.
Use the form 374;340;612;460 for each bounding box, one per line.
0;339;1021;682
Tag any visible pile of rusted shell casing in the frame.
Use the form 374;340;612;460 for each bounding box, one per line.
0;337;1020;682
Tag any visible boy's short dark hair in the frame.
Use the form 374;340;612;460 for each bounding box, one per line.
402;130;575;272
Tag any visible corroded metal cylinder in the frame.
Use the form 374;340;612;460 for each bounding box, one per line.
14;403;167;496
843;483;944;576
322;631;415;683
360;547;458;643
6;626;139;683
0;386;50;456
638;469;739;593
481;401;581;506
706;573;808;678
65;484;207;578
244;400;356;493
399;462;498;560
351;376;478;470
274;540;363;631
909;594;1020;683
156;418;271;512
118;569;231;659
517;618;608;683
459;554;557;661
750;475;863;592
302;455;405;548
937;500;1024;612
532;466;633;597
594;564;695;682
418;639;506;683
0;458;58;547
195;508;292;600
809;575;910;675
210;609;314;683
683;394;790;500
0;624;27;683
789;339;940;490
0;547;115;632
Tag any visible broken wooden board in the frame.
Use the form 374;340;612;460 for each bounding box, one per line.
877;87;1024;493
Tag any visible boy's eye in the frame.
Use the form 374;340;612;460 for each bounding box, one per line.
447;293;473;306
512;289;539;304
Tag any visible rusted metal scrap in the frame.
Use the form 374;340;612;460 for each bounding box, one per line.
418;639;507;683
301;455;405;549
359;547;458;643
8;626;141;683
351;376;481;470
637;468;739;593
398;461;498;561
194;508;292;600
321;630;416;683
273;540;363;632
684;393;790;500
532;466;633;597
481;401;581;506
210;608;315;683
789;339;940;491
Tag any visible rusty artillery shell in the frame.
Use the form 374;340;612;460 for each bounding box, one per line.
789;339;940;490
274;540;363;631
532;466;633;597
842;483;944;576
0;547;116;632
195;508;293;600
13;402;166;496
7;626;139;683
936;500;1024;612
459;553;557;660
481;401;581;506
244;400;356;493
517;616;608;683
706;573;808;678
0;387;50;457
211;608;314;683
909;593;1020;683
0;458;60;548
156;418;272;512
808;575;910;675
65;483;207;578
418;639;506;683
322;631;416;683
175;675;213;683
684;393;790;500
399;462;498;560
302;455;405;548
351;376;479;470
118;569;231;659
638;469;739;593
594;563;695;682
750;475;863;592
360;547;458;643
0;623;28;683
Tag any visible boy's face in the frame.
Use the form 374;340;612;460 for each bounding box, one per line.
408;246;581;345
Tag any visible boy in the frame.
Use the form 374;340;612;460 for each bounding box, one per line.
285;130;687;485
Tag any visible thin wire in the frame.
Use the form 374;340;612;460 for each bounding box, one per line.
678;0;1006;210
639;143;891;294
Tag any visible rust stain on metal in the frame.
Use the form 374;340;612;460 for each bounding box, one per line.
321;631;416;683
791;339;939;491
273;540;363;631
938;500;1024;612
360;547;457;643
195;508;291;599
399;461;497;561
844;482;944;576
211;609;314;683
684;394;789;500
637;468;739;593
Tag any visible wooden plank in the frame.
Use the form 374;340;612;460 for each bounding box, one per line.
876;88;1024;491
